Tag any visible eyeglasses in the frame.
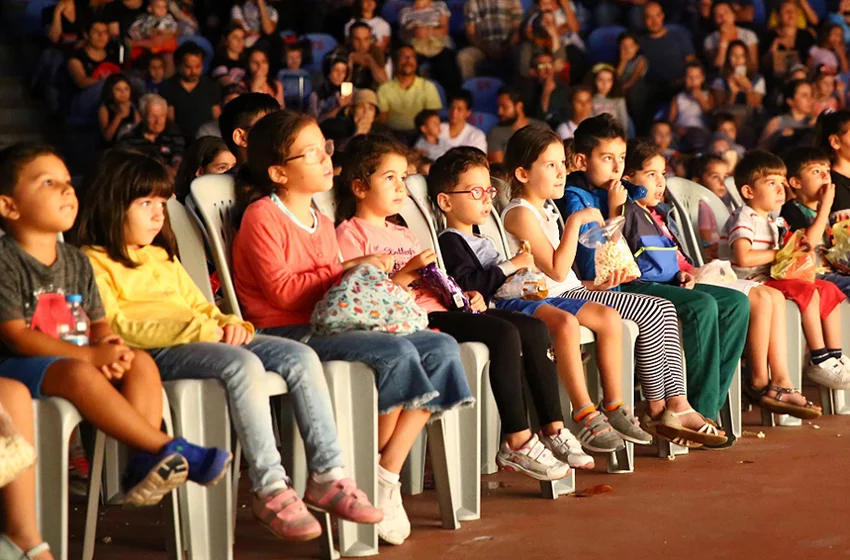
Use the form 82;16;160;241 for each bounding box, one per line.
284;140;335;164
446;186;498;200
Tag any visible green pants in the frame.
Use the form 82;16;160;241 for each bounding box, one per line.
622;282;750;419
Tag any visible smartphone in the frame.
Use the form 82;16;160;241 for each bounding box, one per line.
341;82;353;97
734;65;747;77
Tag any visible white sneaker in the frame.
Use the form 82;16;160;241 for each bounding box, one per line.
376;477;410;545
538;428;595;470
805;357;850;390
496;434;570;481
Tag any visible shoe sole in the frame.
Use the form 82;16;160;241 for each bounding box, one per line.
806;371;850;390
580;441;624;453
305;502;384;525
496;456;570;481
194;452;233;487
615;432;654;446
377;528;406;546
255;512;323;542
124;453;189;507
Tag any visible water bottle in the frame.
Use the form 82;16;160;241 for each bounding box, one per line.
61;294;90;346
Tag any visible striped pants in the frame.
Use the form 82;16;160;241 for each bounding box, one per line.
562;286;687;402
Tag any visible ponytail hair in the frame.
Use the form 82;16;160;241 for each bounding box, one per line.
816;109;850;158
335;133;409;223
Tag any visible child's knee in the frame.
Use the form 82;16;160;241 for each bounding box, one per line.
551;310;580;338
44;359;102;394
127;351;162;384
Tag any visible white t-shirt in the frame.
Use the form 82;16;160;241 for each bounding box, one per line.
232;2;278;46
723;205;784;281
556;121;578;140
439;122;487;152
414;136;451;161
703;26;758;53
345;17;392;46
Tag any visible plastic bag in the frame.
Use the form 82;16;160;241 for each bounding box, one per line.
825;219;850;274
693;260;736;285
417;263;476;313
770;230;816;282
495;240;549;300
578;216;641;286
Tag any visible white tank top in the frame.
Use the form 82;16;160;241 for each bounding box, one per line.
501;198;581;296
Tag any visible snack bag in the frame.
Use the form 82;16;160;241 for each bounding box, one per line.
825;219;850;274
693;260;736;285
495;240;549;300
770;230;816;282
578;216;641;286
417;263;476;313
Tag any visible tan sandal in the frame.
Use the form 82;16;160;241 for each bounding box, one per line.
655;408;727;447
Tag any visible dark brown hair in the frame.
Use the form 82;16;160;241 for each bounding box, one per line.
335;133;409;223
783;146;830;179
174;136;231;203
427;146;490;201
0;143;60;198
572;113;627;157
504;124;563;198
77;148;177;268
734;149;787;192
624;140;662;177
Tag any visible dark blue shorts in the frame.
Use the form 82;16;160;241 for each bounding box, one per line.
0;356;65;398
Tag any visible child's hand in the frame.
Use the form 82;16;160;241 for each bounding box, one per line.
355;254;394;273
568;208;605;227
403;250;437;272
466;291;487;313
221;324;252;346
679;271;695;289
87;342;134;381
510;251;535;270
819;182;836;212
605;180;628;209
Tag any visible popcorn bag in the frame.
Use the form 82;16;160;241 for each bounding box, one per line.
495;240;549;300
578;216;641;286
825;219;850;274
770;230;816;283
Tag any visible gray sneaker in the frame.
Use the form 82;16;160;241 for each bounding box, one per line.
603;405;653;445
496;434;570;481
572;412;624;453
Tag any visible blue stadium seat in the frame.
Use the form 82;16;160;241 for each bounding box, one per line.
446;0;466;36
178;35;214;73
278;69;313;110
25;0;57;37
303;33;339;74
587;25;626;64
462;77;505;114
521;0;535;13
381;0;412;28
467;112;500;135
430;79;448;118
753;0;767;26
666;23;690;43
808;0;828;20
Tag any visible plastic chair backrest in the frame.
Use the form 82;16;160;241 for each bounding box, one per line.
401;175;446;270
723;175;744;208
278;70;313;108
188;174;242;317
477;210;511;262
178;35;214;73
167;197;215;302
467;112;500;135
587;25;626;64
312;189;337;221
663;183;705;267
430;79;448;109
665;176;732;263
461;77;505;114
304;33;339;73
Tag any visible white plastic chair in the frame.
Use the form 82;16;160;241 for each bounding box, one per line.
188;176;381;556
478;209;639;477
723;175;744;209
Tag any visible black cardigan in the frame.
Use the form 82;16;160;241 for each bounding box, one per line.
438;230;509;304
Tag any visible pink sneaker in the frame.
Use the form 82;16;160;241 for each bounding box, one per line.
252;487;323;542
304;477;384;524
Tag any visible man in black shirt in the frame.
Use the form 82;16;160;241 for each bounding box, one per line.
121;93;185;174
104;0;146;39
162;42;222;140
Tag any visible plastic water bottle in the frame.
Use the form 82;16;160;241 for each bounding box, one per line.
61;294;89;346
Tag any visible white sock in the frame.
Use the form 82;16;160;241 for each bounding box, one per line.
256;479;288;499
378;465;399;485
311;467;345;484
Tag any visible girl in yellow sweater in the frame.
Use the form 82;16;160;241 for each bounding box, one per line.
77;148;381;544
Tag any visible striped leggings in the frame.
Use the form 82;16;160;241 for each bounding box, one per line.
562;286;686;402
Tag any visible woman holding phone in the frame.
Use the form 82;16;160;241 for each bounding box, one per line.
310;53;355;122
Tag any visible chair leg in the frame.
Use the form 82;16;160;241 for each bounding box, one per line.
771;302;804;427
426;416;460;530
454;342;484;522
82;430;106;560
479;365;500;476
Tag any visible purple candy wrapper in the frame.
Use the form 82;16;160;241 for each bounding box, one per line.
417;263;476;313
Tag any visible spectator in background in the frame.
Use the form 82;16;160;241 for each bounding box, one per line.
556;84;592;139
127;0;179;74
218;92;281;168
710;39;765;115
829;0;850;45
310;54;351;122
533;0;587;83
173;136;236;202
812;65;845;116
244;47;284;106
759;79;815;151
768;0;820;28
639;2;696;110
458;0;523;80
331;22;389;91
376;45;443;134
345;0;392;52
145;53;167;94
44;0;84;48
518;9;567;79
439;89;487;152
231;0;278;47
616;32;647;96
762;0;815;83
283;40;307;72
522;50;571;128
210;23;247;88
168;0;200;36
669;61;714;136
195;84;244;138
400;0;461;91
104;0;146;40
98;73;141;145
487;86;546;162
162;41;222;140
712;110;746;160
67;19;121;93
320;88;392;145
704;1;760;72
120;93;185;175
589;63;629;131
413;109;451;160
808;23;849;74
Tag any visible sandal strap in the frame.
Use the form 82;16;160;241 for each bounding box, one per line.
24;543;50;559
767;385;802;403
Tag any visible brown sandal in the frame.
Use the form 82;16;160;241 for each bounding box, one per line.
749;385;822;420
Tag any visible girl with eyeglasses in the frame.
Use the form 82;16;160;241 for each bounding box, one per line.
232;113;473;546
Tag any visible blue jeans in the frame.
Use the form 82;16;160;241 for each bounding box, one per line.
262;325;474;415
820;273;850;300
149;335;343;492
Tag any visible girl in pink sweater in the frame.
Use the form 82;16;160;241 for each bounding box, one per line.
231;111;472;546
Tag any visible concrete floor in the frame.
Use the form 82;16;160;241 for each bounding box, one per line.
68;407;850;560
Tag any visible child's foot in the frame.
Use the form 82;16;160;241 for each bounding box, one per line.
253;487;323;541
167;437;232;486
496;434;570;481
538;428;595;470
121;451;188;507
572;412;624;453
656;408;727;447
753;383;822;419
805;357;850;390
376;477;410;545
602;405;653;446
0;535;52;560
304;477;384;524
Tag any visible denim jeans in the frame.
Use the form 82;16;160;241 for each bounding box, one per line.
149;335;343;492
262;325;474;415
820;273;850;300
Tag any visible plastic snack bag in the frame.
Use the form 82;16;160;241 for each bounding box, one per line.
495;240;549;300
417;263;476;313
693;260;736;285
826;219;850;274
578;216;641;286
770;230;816;282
